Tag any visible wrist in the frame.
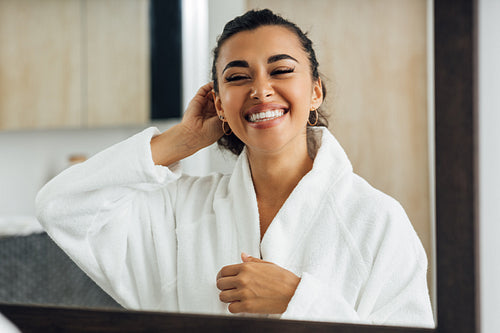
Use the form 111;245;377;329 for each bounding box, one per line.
150;124;204;166
175;123;206;152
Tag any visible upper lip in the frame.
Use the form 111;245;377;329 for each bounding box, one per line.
244;103;289;118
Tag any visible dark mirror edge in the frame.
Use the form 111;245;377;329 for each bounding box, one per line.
0;303;433;333
434;0;478;332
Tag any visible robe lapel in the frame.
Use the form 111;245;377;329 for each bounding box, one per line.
178;150;261;314
221;128;352;271
260;128;353;271
226;148;262;259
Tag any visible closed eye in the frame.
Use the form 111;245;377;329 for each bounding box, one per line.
225;74;250;82
271;67;295;75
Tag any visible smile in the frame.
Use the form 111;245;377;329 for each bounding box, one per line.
247;109;286;123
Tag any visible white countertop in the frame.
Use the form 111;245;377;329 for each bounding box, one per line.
0;215;44;237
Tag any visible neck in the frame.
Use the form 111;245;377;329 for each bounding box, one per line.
247;133;313;206
247;131;314;240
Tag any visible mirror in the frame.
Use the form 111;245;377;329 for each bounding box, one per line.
0;0;454;331
202;3;437;323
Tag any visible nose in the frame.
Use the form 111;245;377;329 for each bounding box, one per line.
250;76;273;100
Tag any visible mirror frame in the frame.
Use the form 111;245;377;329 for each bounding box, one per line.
0;0;478;332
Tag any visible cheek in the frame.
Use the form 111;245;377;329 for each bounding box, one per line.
220;89;245;117
285;81;314;111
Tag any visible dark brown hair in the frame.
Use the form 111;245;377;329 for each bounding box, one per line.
212;9;328;155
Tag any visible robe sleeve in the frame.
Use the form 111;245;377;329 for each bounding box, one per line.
35;127;182;310
281;201;435;328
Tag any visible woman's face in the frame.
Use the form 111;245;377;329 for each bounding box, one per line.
214;25;323;155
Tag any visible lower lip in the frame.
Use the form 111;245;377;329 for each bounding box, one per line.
246;112;288;129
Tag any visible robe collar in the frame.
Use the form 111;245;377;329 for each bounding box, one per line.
226;127;353;268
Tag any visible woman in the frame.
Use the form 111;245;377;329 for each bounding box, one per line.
36;9;434;327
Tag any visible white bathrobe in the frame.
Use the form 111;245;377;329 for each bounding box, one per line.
36;127;434;328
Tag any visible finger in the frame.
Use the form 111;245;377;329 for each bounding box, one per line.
187;87;216;114
216;276;239;291
203;98;217;118
241;252;250;262
197;82;214;96
201;89;217;115
227;301;246;314
206;90;215;102
188;83;214;109
241;252;270;264
219;289;241;303
217;263;243;278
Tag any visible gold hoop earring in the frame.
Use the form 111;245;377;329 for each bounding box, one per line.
308;108;318;126
222;121;232;135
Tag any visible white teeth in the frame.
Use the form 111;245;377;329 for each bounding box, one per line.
248;109;285;122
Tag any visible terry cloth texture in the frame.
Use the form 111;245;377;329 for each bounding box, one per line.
36;126;434;328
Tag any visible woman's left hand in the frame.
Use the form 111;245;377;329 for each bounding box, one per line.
216;253;301;314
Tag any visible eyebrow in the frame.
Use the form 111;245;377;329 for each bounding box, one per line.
267;53;298;64
222;60;249;74
222;54;299;74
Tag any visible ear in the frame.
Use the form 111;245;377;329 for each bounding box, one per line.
310;77;323;110
214;92;225;118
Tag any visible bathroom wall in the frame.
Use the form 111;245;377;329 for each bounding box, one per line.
0;123;170;228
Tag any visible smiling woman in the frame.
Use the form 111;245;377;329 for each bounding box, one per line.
33;9;433;328
213;25;323;159
0;1;480;332
213;13;327;156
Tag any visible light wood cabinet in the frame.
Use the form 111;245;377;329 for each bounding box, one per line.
0;0;149;131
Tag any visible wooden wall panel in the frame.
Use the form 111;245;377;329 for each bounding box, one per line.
0;0;82;130
86;0;150;127
247;0;431;289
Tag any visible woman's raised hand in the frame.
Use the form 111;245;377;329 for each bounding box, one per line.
180;82;223;148
151;82;223;166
